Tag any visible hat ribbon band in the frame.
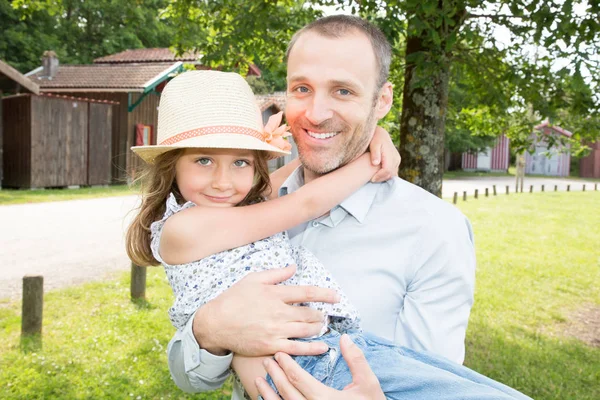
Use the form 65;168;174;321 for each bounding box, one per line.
159;125;265;145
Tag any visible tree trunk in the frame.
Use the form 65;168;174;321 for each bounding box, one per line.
399;32;451;197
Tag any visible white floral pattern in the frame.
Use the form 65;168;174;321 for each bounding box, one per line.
151;194;361;334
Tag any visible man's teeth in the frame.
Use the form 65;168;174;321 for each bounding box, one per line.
307;130;339;139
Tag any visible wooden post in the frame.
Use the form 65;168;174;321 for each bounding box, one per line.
493;185;497;196
554;185;558;192
506;185;509;195
529;185;533;193
474;189;478;199
130;263;147;300
582;184;586;192
567;184;570;192
541;184;545;192
595;183;598;191
485;188;489;197
22;276;43;336
515;153;525;194
463;191;467;201
453;192;457;204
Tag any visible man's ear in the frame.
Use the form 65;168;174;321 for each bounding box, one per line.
374;82;393;119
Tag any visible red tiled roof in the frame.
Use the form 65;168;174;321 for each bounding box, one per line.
29;63;180;92
535;121;573;137
94;48;201;64
255;92;287;112
94;48;261;76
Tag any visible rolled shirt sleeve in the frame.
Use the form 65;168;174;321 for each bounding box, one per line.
167;310;233;393
395;212;476;364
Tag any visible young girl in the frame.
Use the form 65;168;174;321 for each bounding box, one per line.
126;71;530;400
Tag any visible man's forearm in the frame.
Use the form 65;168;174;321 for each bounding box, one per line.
192;301;230;356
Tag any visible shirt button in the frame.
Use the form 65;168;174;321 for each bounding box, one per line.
312;221;319;228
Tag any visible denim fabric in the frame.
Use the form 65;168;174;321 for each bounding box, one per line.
265;330;531;400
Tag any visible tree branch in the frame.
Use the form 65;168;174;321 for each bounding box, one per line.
467;13;525;21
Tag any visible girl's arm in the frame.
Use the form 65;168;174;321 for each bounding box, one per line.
160;153;378;265
267;126;399;198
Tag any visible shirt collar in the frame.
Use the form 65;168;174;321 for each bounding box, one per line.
279;166;394;224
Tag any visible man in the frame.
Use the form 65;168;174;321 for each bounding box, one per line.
166;15;476;399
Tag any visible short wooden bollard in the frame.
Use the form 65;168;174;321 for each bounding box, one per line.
131;263;147;300
554;185;558;192
22;276;43;337
493;185;497;196
474;189;478;199
485;188;489;197
595;183;598;191
506;185;509;195
529;185;533;193
453;192;458;204
463;191;467;201
541;185;545;192
567;184;570;192
582;184;586;192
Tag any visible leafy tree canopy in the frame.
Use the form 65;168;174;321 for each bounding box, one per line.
1;0;175;72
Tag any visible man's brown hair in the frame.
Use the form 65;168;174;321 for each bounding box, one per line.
286;15;392;90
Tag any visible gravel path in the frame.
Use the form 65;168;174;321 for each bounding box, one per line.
1;175;597;301
0;195;139;300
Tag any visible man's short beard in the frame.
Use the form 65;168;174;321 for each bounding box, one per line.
297;107;378;176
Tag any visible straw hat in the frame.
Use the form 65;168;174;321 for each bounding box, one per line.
131;70;291;163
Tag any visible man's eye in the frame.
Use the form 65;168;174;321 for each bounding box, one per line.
338;88;351;96
234;160;249;167
196;158;212;165
295;86;310;93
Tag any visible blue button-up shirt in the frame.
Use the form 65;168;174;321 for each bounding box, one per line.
167;169;476;399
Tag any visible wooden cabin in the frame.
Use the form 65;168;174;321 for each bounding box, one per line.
2;93;114;188
0;59;39;188
525;122;572;177
461;134;510;172
27;48;267;182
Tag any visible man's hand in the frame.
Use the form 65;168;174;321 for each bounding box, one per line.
369;126;400;183
255;334;386;400
192;265;339;357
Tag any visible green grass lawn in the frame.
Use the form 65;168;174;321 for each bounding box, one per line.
0;192;598;399
0;185;137;205
458;191;600;399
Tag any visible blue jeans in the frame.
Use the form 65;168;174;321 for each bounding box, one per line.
265;329;531;399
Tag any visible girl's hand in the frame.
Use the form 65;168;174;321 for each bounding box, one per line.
255;334;386;400
369;126;400;183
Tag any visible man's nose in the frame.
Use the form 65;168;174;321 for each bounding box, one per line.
305;92;334;126
212;166;233;190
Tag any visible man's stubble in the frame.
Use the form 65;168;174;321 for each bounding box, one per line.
293;106;378;177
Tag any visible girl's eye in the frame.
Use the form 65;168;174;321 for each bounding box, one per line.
196;158;212;165
233;160;249;167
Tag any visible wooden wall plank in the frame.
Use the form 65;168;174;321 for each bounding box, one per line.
88;103;113;185
2;95;32;187
127;93;160;180
59;92;125;183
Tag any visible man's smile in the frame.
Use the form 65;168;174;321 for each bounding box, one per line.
306;130;341;140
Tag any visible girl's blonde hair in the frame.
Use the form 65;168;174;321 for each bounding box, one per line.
125;149;272;266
